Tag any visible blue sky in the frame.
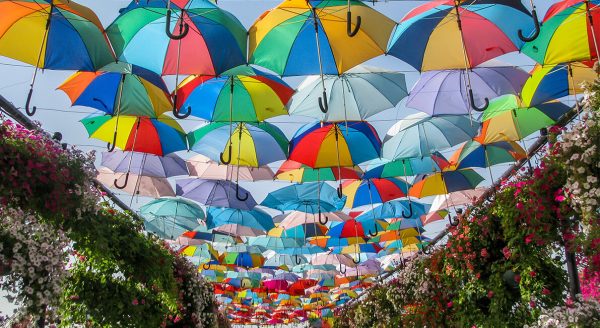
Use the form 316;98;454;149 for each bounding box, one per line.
0;0;560;316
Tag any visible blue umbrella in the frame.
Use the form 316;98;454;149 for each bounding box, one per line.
261;182;346;215
277;246;328;256
206;207;274;232
176;178;256;210
140;196;204;239
355;200;428;222
247;236;303;250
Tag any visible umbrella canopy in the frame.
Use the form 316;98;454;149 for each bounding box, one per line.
140;196;205;220
247;237;303;250
521;0;600;65
176;178;257;210
186;155;274;181
264;254;308;270
275;160;362;183
143;217;201;241
409;169;485;198
269;223;329;239
429;188;488;212
97;167;175;197
331;243;382;255
222;252;266;268
327;219;387;239
214;224;267;238
361;156;446;179
106;0;246;76
312;254;357;268
289;66;407;121
387;0;532;71
406;66;529;116
206;207;274;232
476;95;572;143
278;211;351;230
355;200;428;222
248;0;395;76
101;151;188;178
81;114;187;156
175;65;294;121
58;62;172;118
382;113;480;160
521;61;597;106
0;0;114;70
261;182;346;214
188;122;288;167
289;121;381;168
449;140;526;169
342;178;410;209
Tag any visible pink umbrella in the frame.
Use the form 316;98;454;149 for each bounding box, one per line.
344;266;380;277
430;187;487;211
186;155;274;181
420;210;449;226
278;211;351;230
263;279;289;291
214;224;266;237
97;168;174;197
267;318;283;325
312;254;357;268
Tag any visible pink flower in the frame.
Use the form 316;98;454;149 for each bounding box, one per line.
487;291;494;298
447;301;453;308
514;274;521;284
529;300;536;308
132;299;139;305
529;271;537;278
524;233;535;244
516;202;524;210
502;247;512;259
542;288;551;295
480;248;489;258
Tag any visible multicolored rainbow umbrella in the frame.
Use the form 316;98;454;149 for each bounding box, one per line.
275;160;363;183
342;178;410;209
409;169;485;198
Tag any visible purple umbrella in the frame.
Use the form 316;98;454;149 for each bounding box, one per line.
176;178;257;210
101;151;188;178
406;66;529;116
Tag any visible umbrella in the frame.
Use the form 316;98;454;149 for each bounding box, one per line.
81;114;187;156
186;155;274;181
187;122;288;167
312;254;357;273
101;151;187;189
387;0;533;111
277;246;328;256
96;167;174;197
327;219;387;239
0;0;114;116
521;61;597;107
361;156;447;179
249;0;395;112
141;201;204;240
449;140;526;171
406;66;529;116
263;254;308;270
521;0;600;65
261;182;346;218
382;113;480;160
206;207;274;232
331;244;382;255
288;66;407;121
430;188;488;212
354;200;428;222
278;211;351;230
174;65;294;121
176;178;257;210
342;178;410;209
178;244;219;264
222;252;265;268
275;160;362;183
214;224;267;238
248;237;303;250
409;169;485;198
476;95;572;143
269;223;329;239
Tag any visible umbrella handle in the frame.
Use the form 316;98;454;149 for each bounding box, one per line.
294;255;302;265
339;265;346;274
114;172;130;189
318;91;328;113
468;88;489;112
346;11;361;37
518;9;540;42
172;94;192;119
401;202;413;219
422;246;431;255
337;184;343;198
235;183;249;201
165;9;189;40
448;214;459;227
202;263;211;270
25;88;37;116
318;210;329;225
368;226;378;237
106;131;118;152
220;144;232;165
351;256;360;264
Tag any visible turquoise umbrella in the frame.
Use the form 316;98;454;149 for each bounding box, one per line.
355;200;428;222
140;196;204;239
206;207;274;232
261;182;346;216
247;237;303;250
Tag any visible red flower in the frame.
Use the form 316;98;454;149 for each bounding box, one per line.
514;274;521;284
447;301;453;308
487;291;494;298
480;248;489;258
524;233;535;244
529;271;537;278
542;288;551;295
502;247;511;259
132;299;139;305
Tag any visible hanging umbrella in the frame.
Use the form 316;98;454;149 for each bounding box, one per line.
188;122;288;167
176;178;257;210
429;188;487;212
277;246;328;256
222;252;266;268
96;167;175;197
342;178;410;209
289;66;407;121
409;169;485;199
382;113;480;160
140;198;204;240
81;114;187;155
406;66;529;116
247;237;303;250
269;223;329;239
264;254;308;270
331;244;382;255
175;65;294;121
521;61;597;107
101;151;188;189
354;200;428;222
278;211;351;230
521;0;600;65
249;0;395;112
309;236;366;248
361;156;446;179
0;0;114;116
387;0;533;111
186;154;274;181
420;210;450;226
178;244;219;264
275;160;362;183
449;140;526;170
312;254;357;270
326;219;388;239
214;224;267;238
261;182;346;215
476;95;572;143
206;207;274;231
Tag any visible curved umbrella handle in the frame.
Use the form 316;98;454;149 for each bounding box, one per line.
165;9;189;40
235;183;249;201
114;172;130;189
318;213;329;225
337;184;343;198
202;263;211;270
351;256;360;265
25;88;37;116
339;265;346;274
318;91;328;113
401;202;413;219
220;144;232;165
368;226;378;237
469;88;489;112
106;131;118;152
294;255;302;265
346;11;361;37
172;94;192;119
518;9;540;42
448;214;459;227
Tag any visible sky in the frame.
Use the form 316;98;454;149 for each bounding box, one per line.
0;0;561;317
